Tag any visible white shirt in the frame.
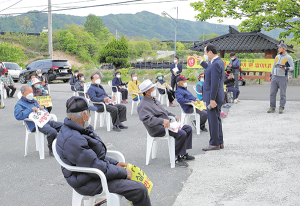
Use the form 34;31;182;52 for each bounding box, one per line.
200;55;219;64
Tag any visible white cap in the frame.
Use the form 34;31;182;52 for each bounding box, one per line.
139;79;156;93
31;78;41;85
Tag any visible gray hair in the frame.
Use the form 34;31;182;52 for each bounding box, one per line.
20;85;30;94
36;69;42;74
67;110;88;121
131;72;137;77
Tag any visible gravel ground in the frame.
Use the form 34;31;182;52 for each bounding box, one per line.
173;100;300;206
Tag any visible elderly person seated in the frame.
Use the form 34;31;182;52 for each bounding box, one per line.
0;69;16;98
127;72;143;102
70;69;79;91
36;69;49;90
155;73;175;107
56;96;151;206
112;71;128;103
28;74;48;95
31;78;52;113
175;75;208;132
137;79;194;168
88;74;128;132
14;86;63;156
75;73;85;96
224;68;240;104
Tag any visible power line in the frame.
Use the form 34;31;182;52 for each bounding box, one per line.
0;0;187;16
0;0;23;13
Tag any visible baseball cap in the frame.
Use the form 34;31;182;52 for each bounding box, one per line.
277;43;287;49
66;96;97;113
176;75;189;82
4;69;8;72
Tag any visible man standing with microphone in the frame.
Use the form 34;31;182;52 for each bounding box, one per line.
194;44;225;151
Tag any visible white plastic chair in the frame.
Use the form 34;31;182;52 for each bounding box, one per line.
179;103;201;135
92;102;111;131
130;93;141;115
193;86;202;96
146;116;176;168
157;88;169;107
1;82;7;99
23;114;57;159
77;82;91;103
47;84;51;95
108;80;121;104
0;82;5;106
52;139;124;206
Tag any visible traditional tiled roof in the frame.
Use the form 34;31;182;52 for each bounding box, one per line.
191;26;294;53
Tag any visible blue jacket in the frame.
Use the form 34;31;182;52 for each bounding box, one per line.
196;81;203;100
170;63;182;79
175;86;196;113
14;97;47;131
228;57;241;74
112;77;126;92
56;118;127;196
70;75;77;91
87;84;111;110
203;57;225;104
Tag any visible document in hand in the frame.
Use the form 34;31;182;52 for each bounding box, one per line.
172;67;179;73
168;121;183;133
29;110;51;128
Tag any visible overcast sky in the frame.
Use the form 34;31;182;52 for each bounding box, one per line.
0;0;242;25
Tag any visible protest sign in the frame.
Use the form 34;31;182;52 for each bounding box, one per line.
28;110;51;128
33;96;52;107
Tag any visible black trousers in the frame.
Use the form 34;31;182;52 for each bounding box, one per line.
4;85;16;97
107;179;151;206
171;77;177;91
119;88;128;100
187;107;207;130
97;104;127;126
153;125;193;156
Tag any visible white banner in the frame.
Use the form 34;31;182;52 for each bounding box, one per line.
29;110;51;128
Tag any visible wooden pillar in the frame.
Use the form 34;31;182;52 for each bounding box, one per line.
271;49;277;58
219;50;225;58
264;49;275;82
265;49;272;59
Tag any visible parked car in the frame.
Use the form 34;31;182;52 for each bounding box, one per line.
19;59;72;84
2;62;22;82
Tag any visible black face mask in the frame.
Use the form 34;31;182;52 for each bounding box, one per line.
279;52;283;55
227;71;231;74
4;73;8;76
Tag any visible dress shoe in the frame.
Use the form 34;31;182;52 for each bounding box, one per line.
220;144;224;149
118;123;128;129
182;153;195;161
49;150;54;157
202;145;220;151
201;127;208;132
113;125;121;132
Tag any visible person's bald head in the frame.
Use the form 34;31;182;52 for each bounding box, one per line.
21;86;33;97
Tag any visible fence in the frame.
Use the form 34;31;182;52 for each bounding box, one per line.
293;60;300;78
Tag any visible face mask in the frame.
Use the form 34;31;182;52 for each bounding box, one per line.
75;73;78;76
279;52;283;55
158;77;162;80
174;59;177;63
150;90;156;97
81;77;84;81
116;75;121;78
84;111;91;128
203;55;208;61
34;84;40;88
182;82;187;87
231;58;235;60
227;70;231;74
200;78;204;82
38;74;42;77
132;77;137;81
4;73;8;76
95;79;101;85
26;93;34;100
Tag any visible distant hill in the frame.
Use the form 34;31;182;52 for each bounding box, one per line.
0;11;290;41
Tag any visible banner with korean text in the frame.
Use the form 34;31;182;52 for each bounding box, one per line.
33;96;52;107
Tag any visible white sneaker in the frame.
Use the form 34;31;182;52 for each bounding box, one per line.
237;98;240;102
234;99;238;104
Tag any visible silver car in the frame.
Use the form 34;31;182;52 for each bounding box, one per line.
3;62;22;82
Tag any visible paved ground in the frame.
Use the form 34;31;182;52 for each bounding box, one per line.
173;99;300;206
1;82;299;205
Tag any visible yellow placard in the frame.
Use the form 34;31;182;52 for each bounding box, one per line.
187;56;274;72
33;96;53;107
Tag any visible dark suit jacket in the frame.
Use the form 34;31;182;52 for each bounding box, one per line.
203;57;225;104
170;63;182;79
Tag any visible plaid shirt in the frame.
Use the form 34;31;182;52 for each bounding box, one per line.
0;75;15;86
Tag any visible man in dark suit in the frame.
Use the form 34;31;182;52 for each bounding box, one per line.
170;56;182;90
194;44;225;151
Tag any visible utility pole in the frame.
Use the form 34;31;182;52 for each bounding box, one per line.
48;0;53;59
174;7;178;57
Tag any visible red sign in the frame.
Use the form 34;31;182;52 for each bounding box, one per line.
187;57;195;67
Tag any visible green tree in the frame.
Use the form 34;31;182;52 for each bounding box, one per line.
0;42;28;66
135;41;151;57
16;16;32;34
99;34;129;68
84;14;110;41
198;33;219;41
191;0;300;43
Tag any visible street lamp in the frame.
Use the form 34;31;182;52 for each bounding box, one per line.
161;7;178;57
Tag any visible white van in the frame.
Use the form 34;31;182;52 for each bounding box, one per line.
2;62;22;82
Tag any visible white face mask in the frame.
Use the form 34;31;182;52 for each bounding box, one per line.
95;79;101;85
75;73;78;76
38;74;42;77
182;82;187;87
132;77;137;81
203;55;208;61
26;93;34;100
84;111;91;128
150;90;156;97
81;77;84;81
231;57;235;60
174;59;177;63
200;78;204;82
34;84;40;88
116;75;121;78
